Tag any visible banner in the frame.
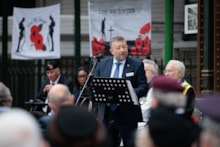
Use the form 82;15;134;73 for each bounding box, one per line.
11;4;60;60
88;0;151;57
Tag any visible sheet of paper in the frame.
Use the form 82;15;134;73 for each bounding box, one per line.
126;80;139;105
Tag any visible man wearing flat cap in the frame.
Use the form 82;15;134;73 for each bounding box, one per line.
36;60;73;113
196;94;220;147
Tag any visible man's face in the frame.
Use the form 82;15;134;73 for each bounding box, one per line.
164;63;179;80
144;63;156;83
46;68;60;81
110;40;128;61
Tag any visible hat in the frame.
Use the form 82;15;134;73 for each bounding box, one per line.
45;60;59;71
151;75;186;108
196;94;220;136
148;107;196;147
50;106;98;141
151;75;183;92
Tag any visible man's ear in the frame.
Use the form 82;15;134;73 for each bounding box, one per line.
48;102;53;111
109;48;113;55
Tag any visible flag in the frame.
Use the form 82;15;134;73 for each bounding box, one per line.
88;0;151;56
11;4;60;60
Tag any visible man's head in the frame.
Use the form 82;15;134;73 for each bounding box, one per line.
47;84;74;113
48;106;107;147
110;36;128;62
45;60;61;82
164;60;185;81
142;59;158;83
0;108;49;147
151;75;186;109
0;82;13;107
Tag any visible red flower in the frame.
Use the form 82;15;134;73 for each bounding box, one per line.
137;48;143;55
130;46;137;55
34;34;44;50
144;36;150;47
30;25;40;42
135;38;143;49
139;23;151;34
143;46;150;55
92;37;105;56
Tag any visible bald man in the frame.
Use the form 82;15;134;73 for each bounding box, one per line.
39;84;74;139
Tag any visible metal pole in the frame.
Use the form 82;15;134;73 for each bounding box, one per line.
164;0;174;66
74;0;81;72
1;0;8;83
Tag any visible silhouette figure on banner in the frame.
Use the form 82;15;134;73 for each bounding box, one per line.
16;17;25;52
49;15;55;52
101;17;106;42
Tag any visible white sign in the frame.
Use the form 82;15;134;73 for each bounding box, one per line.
11;4;60;60
88;0;152;56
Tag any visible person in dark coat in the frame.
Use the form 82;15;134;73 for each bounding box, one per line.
95;35;148;147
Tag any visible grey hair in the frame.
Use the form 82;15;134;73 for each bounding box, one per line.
0;82;12;104
110;36;126;48
167;60;185;77
142;59;159;75
0;108;43;147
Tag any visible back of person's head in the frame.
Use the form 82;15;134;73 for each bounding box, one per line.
47;84;74;112
0;82;13;107
0;108;48;147
147;107;198;147
47;106;108;147
151;75;186;109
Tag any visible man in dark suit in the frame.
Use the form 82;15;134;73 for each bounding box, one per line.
95;36;148;147
36;60;73;113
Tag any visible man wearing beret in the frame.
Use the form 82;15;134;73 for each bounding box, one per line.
36;60;73;113
196;94;220;147
134;75;201;147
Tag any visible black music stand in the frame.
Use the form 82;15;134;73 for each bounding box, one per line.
90;77;135;105
24;99;47;113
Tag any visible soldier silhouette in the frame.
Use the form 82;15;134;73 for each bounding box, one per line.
49;15;55;52
16;17;25;52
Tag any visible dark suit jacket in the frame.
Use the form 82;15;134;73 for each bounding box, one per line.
95;56;148;123
36;75;73;101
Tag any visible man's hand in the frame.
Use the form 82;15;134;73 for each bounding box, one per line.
43;84;54;93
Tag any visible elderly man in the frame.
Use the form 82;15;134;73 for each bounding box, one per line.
35;60;73;114
140;59;158;122
38;84;74;139
196;94;220;147
135;75;201;147
164;59;196;119
0;82;13;112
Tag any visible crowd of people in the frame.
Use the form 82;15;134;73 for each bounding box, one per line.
0;35;220;147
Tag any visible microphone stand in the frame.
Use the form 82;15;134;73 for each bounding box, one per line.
75;56;100;110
